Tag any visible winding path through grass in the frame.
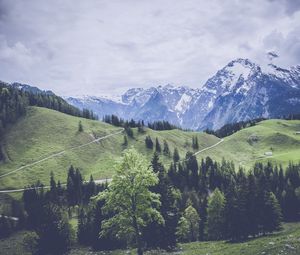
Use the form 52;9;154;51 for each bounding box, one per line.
0;129;124;179
0;132;223;193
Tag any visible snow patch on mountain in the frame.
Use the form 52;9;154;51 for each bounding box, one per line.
175;93;192;112
66;58;300;130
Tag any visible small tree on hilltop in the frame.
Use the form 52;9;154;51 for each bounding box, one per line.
96;148;164;255
78;121;83;132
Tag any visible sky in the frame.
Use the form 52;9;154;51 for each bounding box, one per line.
0;0;300;96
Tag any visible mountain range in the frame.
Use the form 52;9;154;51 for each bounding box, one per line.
66;58;300;130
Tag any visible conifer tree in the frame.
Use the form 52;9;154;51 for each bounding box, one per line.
163;140;170;156
262;192;282;234
173;148;180;162
123;135;128;146
155;138;161;153
78;121;83;132
145;136;153;149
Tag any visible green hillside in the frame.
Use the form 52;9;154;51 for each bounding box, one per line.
0;106;219;190
197;119;300;169
0;107;299;190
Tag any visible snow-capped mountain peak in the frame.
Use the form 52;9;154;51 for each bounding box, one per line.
66;58;300;130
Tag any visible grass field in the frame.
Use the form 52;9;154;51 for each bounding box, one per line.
0;107;299;191
0;106;219;190
1;222;299;255
197;119;300;169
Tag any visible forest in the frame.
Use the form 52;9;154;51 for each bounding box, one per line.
1;147;299;255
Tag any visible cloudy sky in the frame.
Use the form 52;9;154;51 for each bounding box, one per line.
0;0;300;96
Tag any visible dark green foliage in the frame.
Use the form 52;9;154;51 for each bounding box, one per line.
163;140;170;156
192;136;199;150
204;118;266;138
262;192;282;233
125;126;134;138
145;135;154;149
123;135;128;146
103;115;180;131
66;166;83;206
148;120;180;130
173;147;180;162
155;138;161;153
36;203;73;255
0;215;13;238
78;121;83;132
143;153;179;250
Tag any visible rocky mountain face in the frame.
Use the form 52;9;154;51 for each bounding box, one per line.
66;58;300;130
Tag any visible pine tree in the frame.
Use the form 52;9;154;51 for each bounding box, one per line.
192;136;199;150
185;152;199;189
173;148;180;162
78;121;83;132
123;135;128;146
145;136;153;149
163;140;170;156
36;203;73;254
262;192;282;234
125;127;134;138
155;138;161;153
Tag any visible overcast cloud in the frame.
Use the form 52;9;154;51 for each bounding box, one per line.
0;0;299;96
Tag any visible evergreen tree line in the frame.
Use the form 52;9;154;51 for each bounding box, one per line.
71;154;299;252
204;118;266;138
167;155;300;241
2;157;300;253
103;114;181;131
0;167;106;254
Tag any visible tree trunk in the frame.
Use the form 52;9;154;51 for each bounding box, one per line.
133;214;143;255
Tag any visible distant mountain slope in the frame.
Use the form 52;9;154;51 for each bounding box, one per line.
66;58;300;130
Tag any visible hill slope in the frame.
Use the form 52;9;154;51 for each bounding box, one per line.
0;107;299;190
0;106;219;190
198;119;300;168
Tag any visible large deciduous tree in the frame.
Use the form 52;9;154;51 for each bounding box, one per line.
96;148;164;255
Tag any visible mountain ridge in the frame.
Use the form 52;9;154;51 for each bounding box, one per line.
66;58;300;130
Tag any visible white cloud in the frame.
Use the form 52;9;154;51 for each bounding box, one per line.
0;0;299;96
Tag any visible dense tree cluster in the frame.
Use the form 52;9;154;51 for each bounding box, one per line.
102;114;181;131
147;121;180;131
2;150;300;254
166;157;300;241
103;114;144;128
205;118;266;138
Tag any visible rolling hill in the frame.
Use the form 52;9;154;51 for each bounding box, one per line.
0;106;299;191
0;106;219;190
196;119;300;168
